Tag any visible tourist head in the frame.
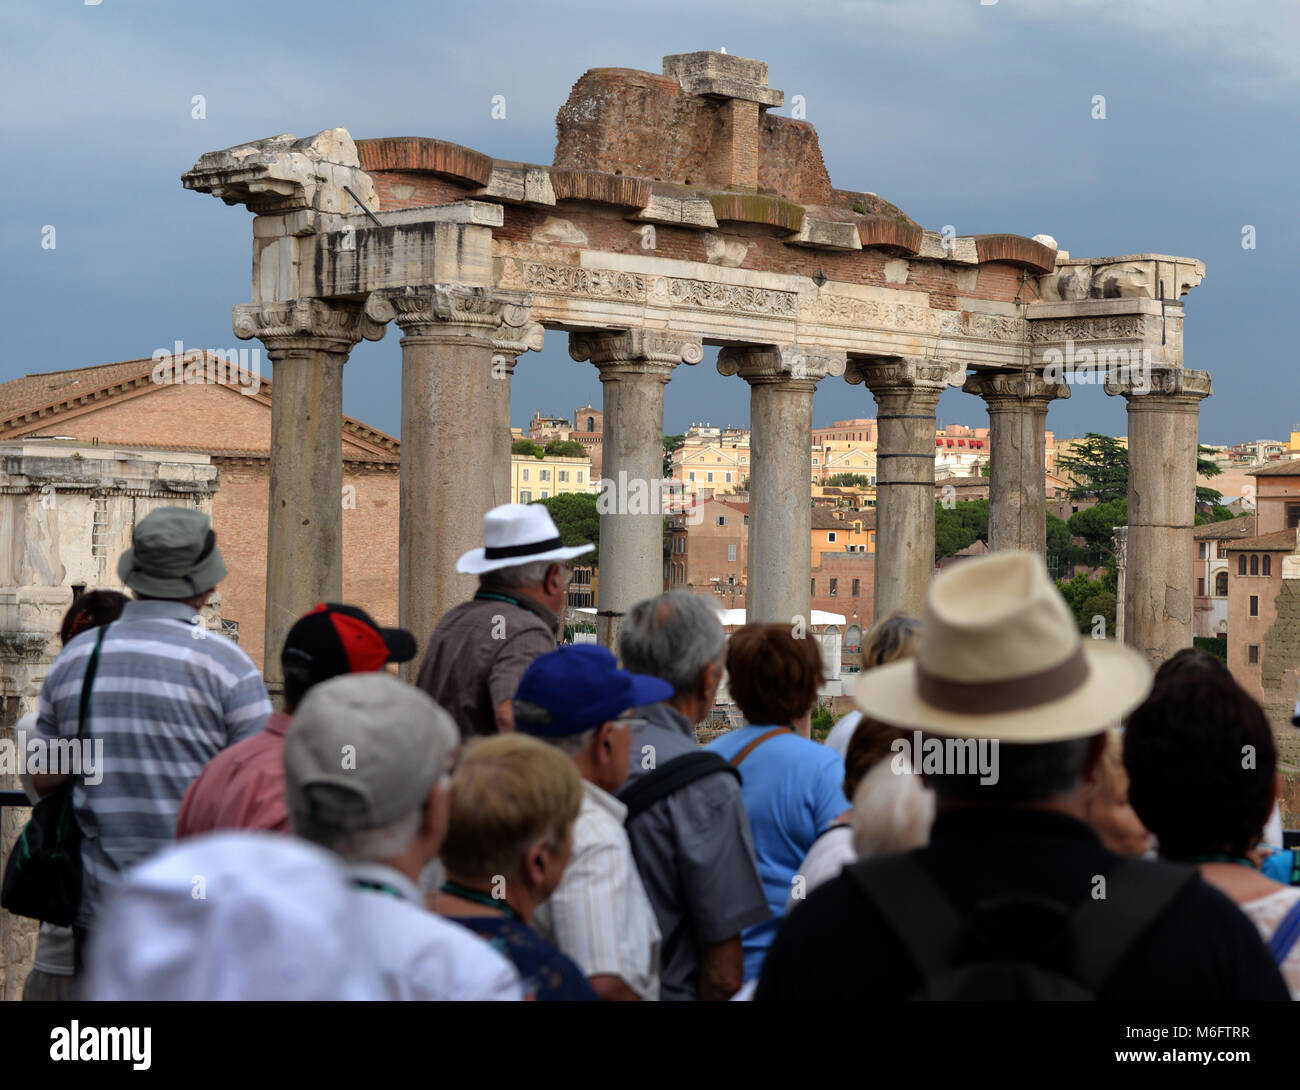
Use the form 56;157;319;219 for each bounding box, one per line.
280;602;417;713
86;831;384;1000
851;551;1152;808
117;506;227;606
60;589;128;645
621;590;727;719
726;623;824;734
1082;730;1151;856
439;733;582;910
457;503;592;613
860;611;920;673
513;644;672;794
850;757;935;858
284;673;459;872
1124;664;1276;863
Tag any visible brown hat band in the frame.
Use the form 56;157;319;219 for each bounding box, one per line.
916;644;1090;715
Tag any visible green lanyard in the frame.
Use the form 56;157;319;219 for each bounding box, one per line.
1186;854;1256;869
440;880;521;923
351;878;405;899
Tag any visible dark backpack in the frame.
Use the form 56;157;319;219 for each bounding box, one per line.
617;752;740;823
845;852;1195;1000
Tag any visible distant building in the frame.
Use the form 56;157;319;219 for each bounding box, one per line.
511;452;595;504
1192;516;1257;639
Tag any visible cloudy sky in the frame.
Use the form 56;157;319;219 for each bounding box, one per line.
3;0;1295;444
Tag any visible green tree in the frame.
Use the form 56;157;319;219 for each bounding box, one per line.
1067;498;1128;566
543;439;588;459
532;493;599;566
1056;434;1129;503
825;472;872;488
934;499;989;560
512;439;545;459
1056;570;1118;634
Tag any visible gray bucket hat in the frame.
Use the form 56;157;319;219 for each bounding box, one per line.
117;507;228;599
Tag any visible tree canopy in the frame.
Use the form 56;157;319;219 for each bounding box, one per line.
543;439;588;459
531;493;599;566
825;472;873;488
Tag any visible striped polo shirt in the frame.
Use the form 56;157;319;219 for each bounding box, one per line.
36;599;271;928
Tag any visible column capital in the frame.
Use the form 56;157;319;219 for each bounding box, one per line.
1106;366;1212;406
963;370;1072;408
848;356;963;398
232;298;386;355
717;344;846;388
570;328;704;378
364;284;532;341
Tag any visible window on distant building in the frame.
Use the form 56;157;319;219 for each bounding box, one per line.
1250;595;1259;617
718;516;727;526
541;470;550;481
520;490;531;503
541;490;549;498
577;472;584;483
1251;554;1259;575
707;472;714;482
689;472;695;482
587;416;595;432
1263;555;1272;576
828;532;836;543
1249;644;1260;665
871;533;876;544
1197;577;1205;596
1215;571;1228;596
523;468;529;481
221;620;240;644
728;544;737;562
1198;542;1208;559
1287;503;1300;528
1239;555;1247;575
829;578;838;597
1218;544;1228;559
811;578;816;596
852;578;860;597
559;471;569;482
726;472;732;483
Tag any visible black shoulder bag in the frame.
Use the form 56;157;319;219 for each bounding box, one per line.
1;623;109;926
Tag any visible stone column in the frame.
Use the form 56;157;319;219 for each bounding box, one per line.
852;357;961;620
570;330;703;651
1107;367;1212;666
233;298;385;694
963;371;1071;554
718;345;847;626
366;285;532;665
491;318;545;507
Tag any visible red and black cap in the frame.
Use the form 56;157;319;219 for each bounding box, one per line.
281;603;417;684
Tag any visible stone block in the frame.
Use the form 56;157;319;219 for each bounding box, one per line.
792;216;862;251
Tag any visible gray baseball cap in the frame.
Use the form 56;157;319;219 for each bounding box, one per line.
117;507;227;599
284;672;459;836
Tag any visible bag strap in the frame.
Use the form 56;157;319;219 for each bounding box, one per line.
845;853;966;980
729;727;791;768
1068;857;1196;991
75;624;109;746
618;752;740;824
1267;898;1300;964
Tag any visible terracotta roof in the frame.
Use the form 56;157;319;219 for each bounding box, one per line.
0;354;400;462
1225;529;1298;552
1248;459;1300;477
811;507;843;530
1192;516;1257;540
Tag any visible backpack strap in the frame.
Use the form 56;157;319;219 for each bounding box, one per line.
844;853;966;980
1267;898;1300;965
729;727;791;768
1068;857;1196;992
618;752;740;824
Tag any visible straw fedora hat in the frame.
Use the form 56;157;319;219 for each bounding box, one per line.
852;551;1152;742
457;503;594;575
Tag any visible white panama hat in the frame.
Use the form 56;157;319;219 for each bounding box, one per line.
457;503;594;575
852;551;1153;742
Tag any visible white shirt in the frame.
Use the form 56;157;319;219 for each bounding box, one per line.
533;779;662;1000
345;861;523;1001
824;711;861;759
786;824;856;912
1240;887;1300;1000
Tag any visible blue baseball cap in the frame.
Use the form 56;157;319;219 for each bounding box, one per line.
514;645;674;737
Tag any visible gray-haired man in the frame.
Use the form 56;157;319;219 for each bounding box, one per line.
619;591;769;1001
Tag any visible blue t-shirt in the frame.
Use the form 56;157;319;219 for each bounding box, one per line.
449;915;597;1001
705;726;851;981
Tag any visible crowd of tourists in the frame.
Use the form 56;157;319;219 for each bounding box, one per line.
9;501;1300;1001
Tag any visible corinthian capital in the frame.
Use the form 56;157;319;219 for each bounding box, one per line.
364;285;532;339
716;344;846;386
232;298;386;354
848;356;964;395
963;370;1071;407
569;329;704;377
1105;365;1212;403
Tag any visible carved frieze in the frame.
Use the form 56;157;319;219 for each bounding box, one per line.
1026;316;1147;343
